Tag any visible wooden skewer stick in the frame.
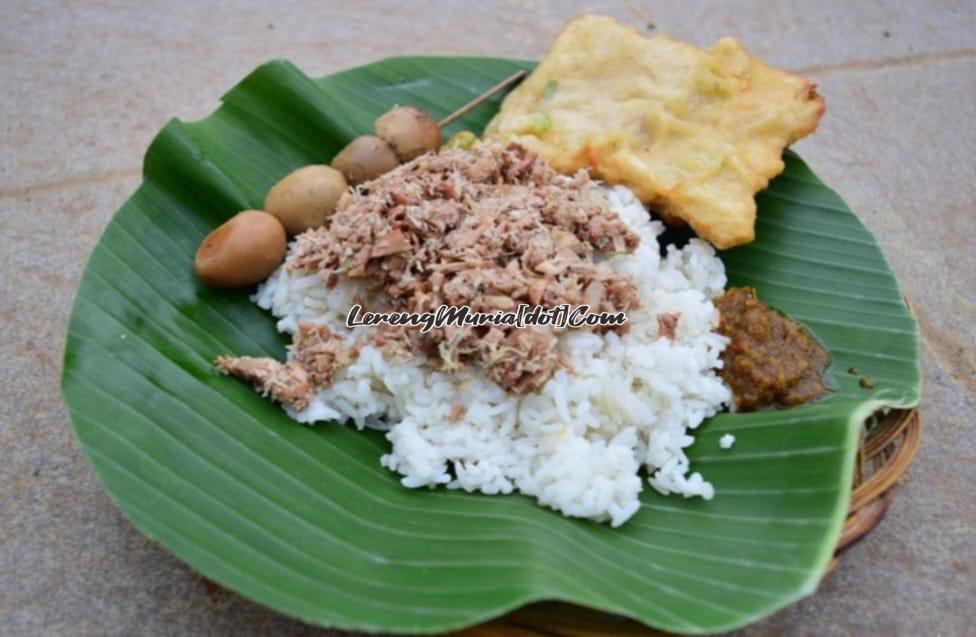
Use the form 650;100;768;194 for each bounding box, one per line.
438;70;527;128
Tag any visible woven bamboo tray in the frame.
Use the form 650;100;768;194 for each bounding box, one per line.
460;407;922;637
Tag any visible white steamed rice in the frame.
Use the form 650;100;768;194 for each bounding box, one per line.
253;185;731;526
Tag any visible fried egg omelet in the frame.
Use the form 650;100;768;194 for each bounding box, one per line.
484;15;825;248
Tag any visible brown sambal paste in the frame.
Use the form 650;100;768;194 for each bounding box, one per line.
715;287;829;411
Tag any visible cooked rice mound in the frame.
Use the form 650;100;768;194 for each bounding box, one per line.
251;185;730;526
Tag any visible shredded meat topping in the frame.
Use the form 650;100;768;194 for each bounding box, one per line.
289;143;639;317
215;355;313;410
220;142;643;398
477;327;564;395
286;142;639;393
290;324;354;388
447;404;466;423
657;313;680;341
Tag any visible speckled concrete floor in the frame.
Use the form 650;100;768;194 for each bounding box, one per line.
1;1;974;635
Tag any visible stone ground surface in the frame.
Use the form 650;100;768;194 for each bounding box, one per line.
1;1;974;635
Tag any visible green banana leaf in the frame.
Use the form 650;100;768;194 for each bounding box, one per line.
61;57;920;634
